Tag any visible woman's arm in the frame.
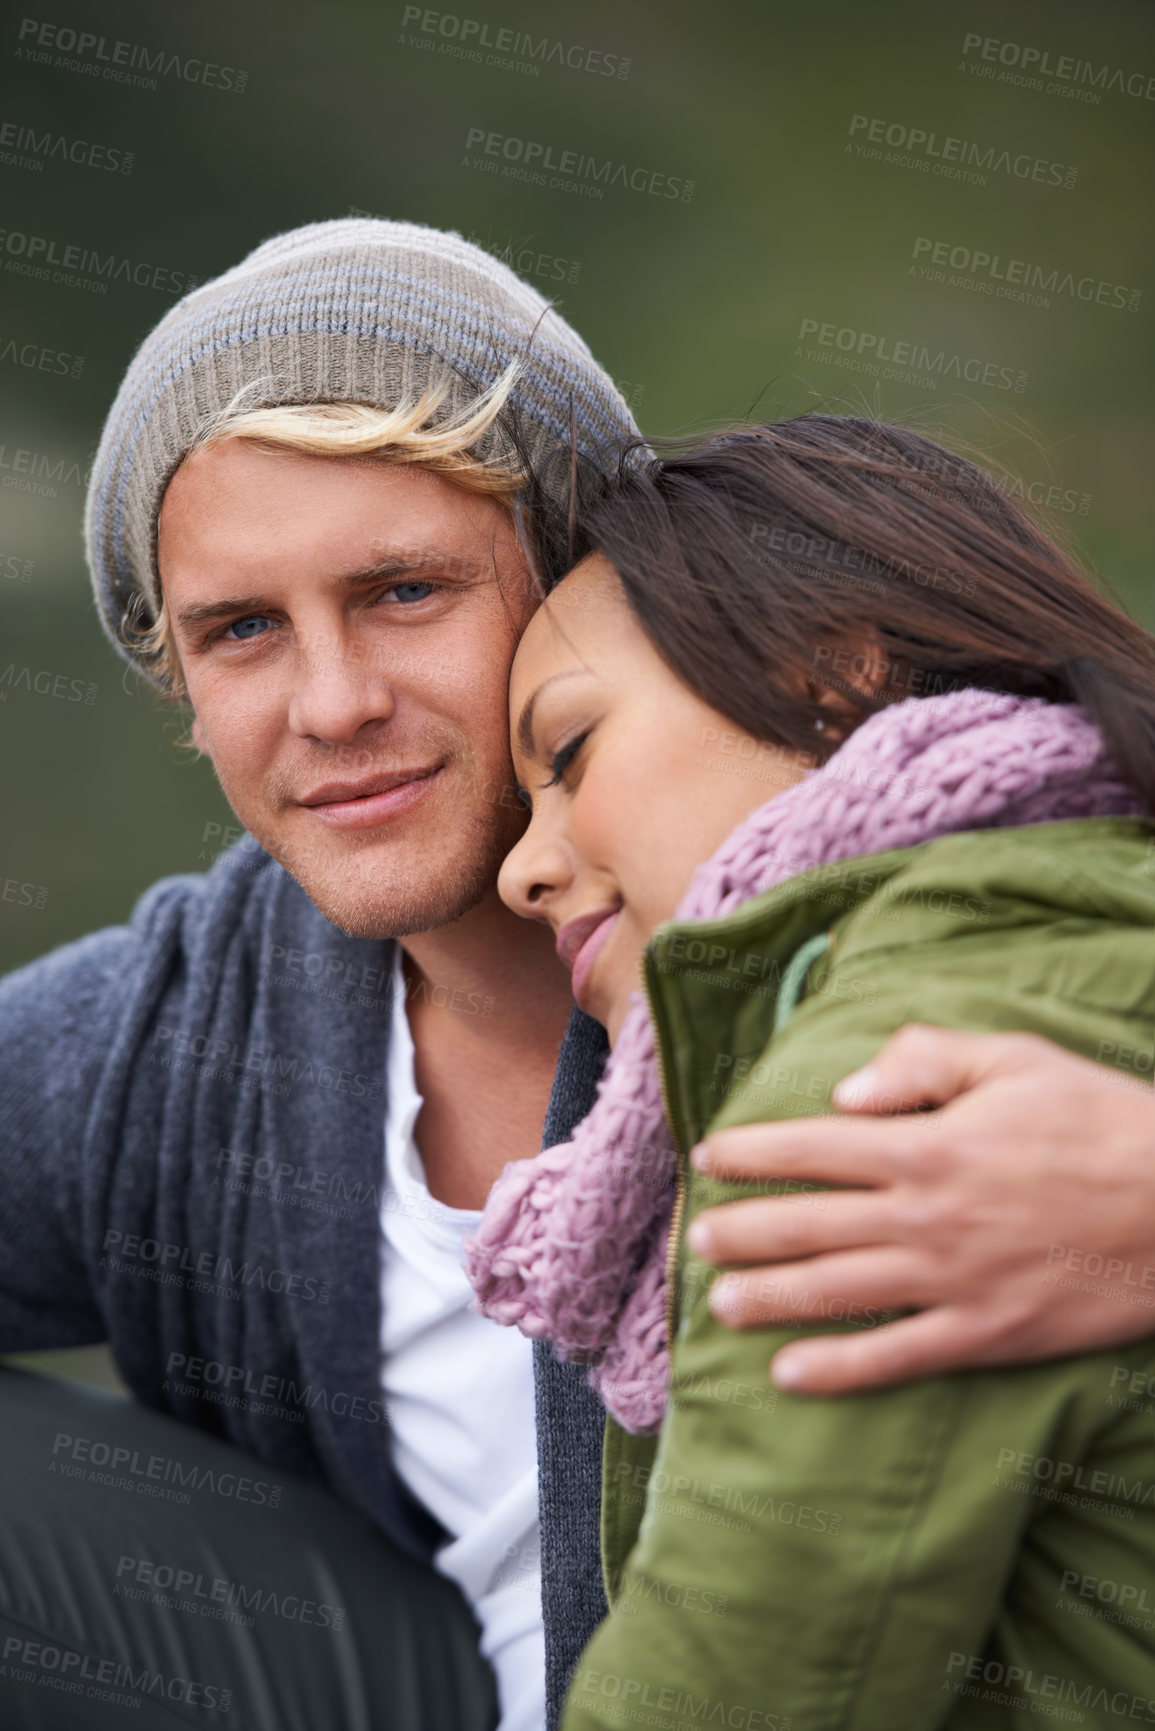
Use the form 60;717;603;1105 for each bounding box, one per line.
690;1028;1155;1394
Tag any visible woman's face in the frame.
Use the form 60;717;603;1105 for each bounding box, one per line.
499;555;813;1042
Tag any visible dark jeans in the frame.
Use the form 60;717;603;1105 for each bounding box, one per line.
0;1369;498;1729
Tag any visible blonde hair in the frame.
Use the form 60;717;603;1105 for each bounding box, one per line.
136;361;530;699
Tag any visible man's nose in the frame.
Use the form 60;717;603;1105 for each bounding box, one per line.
287;635;396;745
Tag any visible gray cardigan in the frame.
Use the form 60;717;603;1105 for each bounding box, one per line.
0;835;609;1729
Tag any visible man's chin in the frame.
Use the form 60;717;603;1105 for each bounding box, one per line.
270;836;504;942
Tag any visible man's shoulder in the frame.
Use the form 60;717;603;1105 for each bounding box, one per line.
2;835;264;987
144;831;289;934
0;832;397;1166
0;834;355;1034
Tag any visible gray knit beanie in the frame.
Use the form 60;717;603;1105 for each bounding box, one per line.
85;217;639;681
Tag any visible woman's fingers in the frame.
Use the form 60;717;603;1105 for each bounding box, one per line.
687;1191;892;1266
693;1113;911;1187
767;1305;1002;1395
707;1248;929;1328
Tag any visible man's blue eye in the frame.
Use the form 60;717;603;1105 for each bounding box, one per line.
392;581;435;603
227;616;273;640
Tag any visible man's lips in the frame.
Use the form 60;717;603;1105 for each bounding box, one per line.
298;765;443;830
556;907;622;1011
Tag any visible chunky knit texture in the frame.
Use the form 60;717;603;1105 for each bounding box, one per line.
466;690;1142;1433
84;217;638;679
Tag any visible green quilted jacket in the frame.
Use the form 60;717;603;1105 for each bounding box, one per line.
563;816;1155;1731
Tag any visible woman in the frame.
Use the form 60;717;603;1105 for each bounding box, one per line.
468;416;1155;1728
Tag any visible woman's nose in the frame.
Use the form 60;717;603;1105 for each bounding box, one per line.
498;818;573;922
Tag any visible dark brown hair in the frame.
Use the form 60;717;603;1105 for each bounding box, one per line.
574;415;1155;809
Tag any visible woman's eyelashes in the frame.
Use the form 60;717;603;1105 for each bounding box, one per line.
543;729;591;788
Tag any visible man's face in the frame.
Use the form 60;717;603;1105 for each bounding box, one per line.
157;440;539;938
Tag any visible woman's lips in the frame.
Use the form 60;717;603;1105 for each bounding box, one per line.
303;767;442;830
560;908;622;1013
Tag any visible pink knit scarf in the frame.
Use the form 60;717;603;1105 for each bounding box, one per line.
465;691;1140;1434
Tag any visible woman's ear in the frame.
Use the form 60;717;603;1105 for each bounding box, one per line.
190;715;210;757
807;634;890;731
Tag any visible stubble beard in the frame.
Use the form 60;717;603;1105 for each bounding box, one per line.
296;820;511;940
256;780;524;941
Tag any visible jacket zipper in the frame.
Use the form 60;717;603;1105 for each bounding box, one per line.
644;923;835;1355
642;962;689;1356
664;1175;687;1354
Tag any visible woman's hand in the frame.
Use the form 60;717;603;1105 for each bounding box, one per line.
687;1026;1155;1394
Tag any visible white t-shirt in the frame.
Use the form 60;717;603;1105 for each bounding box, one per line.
379;949;544;1731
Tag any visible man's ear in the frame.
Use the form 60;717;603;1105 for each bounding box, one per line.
190;715;210;756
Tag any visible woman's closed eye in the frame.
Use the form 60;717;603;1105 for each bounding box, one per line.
543;729;590;788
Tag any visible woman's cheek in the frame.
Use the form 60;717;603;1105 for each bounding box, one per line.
572;765;630;865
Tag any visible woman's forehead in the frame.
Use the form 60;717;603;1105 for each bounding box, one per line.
510;556;626;701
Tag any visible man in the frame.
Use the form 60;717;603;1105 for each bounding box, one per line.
2;216;1153;1731
3;215;626;1731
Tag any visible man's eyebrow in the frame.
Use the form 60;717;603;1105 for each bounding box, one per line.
173;553;481;632
175;594;273;631
516;669;590;757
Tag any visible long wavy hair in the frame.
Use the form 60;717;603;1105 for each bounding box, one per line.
574;416;1155;809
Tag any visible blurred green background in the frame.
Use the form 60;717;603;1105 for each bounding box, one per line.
2;0;1153;979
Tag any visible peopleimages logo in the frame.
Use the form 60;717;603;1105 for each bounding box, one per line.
0;664;97;704
51;1429;283;1509
349;208;584;285
165;1352;389;1426
463;230;582;284
114;1555;347;1631
152;1023;382;1100
945;1650;1155;1722
0;440;88;490
463;127;694;202
996;476;1090;517
847;114;1077;189
958;32;1155;104
1;1636;231;1715
910;237;1141;313
100;1228;332;1305
0;338;82;377
400;7;630;78
0;118;133;173
796;317;1027;394
15;18;248;93
0;227;198;297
